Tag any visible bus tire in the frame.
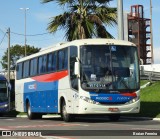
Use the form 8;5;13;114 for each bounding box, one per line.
61;101;74;122
108;114;120;121
27;102;36;120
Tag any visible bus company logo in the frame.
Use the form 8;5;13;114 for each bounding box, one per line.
28;84;37;90
117;97;130;100
96;97;112;101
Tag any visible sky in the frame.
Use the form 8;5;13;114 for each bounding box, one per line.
0;0;160;70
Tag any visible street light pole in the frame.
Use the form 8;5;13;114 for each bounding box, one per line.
117;0;124;40
7;27;10;111
20;8;29;56
7;28;10;84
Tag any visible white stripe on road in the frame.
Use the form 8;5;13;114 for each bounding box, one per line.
132;128;160;130
4;119;15;121
0;128;10;130
8;123;89;129
41;136;73;139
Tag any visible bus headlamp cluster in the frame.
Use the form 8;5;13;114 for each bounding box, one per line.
125;96;140;105
80;96;100;105
0;104;8;108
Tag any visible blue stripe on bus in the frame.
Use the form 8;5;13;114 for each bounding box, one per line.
89;92;136;103
23;81;58;113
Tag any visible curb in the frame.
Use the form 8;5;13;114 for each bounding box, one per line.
153;118;160;121
140;82;151;89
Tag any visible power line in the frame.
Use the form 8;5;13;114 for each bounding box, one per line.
0;28;5;34
0;33;7;47
26;38;54;42
11;31;49;36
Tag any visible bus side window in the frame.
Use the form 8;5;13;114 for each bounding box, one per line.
16;63;23;80
38;55;47;74
70;46;78;91
47;52;57;73
30;58;37;76
23;60;29;78
47;53;53;72
52;52;57;72
42;55;47;73
58;50;64;70
38;56;43;74
64;48;68;69
58;48;68;71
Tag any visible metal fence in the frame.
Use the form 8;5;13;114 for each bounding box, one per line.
140;67;160;81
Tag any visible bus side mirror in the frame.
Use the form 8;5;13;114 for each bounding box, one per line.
74;62;80;77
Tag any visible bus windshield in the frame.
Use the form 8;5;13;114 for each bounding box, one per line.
80;45;139;92
0;81;8;102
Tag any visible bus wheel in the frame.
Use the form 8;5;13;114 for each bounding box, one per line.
27;102;36;120
61;101;74;122
108;114;120;121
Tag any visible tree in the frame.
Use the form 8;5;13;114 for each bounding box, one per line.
1;44;40;70
41;0;117;41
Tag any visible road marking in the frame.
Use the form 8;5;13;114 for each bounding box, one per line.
62;123;89;127
4;119;15;121
132;128;160;130
0;128;10;130
8;123;89;129
41;136;74;139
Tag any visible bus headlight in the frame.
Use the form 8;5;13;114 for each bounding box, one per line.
0;104;8;108
80;96;100;105
125;96;140;104
4;104;8;107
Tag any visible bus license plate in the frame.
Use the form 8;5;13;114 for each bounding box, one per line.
108;108;119;112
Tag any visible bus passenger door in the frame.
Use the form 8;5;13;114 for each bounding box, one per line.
69;46;79;113
71;89;79;113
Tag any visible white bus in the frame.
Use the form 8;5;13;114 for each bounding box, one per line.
15;39;140;122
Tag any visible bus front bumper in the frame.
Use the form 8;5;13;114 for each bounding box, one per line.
78;99;140;114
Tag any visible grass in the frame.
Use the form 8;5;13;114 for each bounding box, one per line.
133;80;160;118
140;80;150;86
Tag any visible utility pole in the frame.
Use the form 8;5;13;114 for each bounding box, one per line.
117;0;124;40
7;28;10;85
20;8;29;56
150;0;154;64
7;27;11;111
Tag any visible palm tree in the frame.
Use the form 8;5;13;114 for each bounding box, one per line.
41;0;117;41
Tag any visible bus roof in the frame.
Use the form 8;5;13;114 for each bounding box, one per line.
68;38;135;46
16;38;136;63
0;75;7;81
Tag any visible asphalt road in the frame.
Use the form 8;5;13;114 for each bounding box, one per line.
0;115;160;139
